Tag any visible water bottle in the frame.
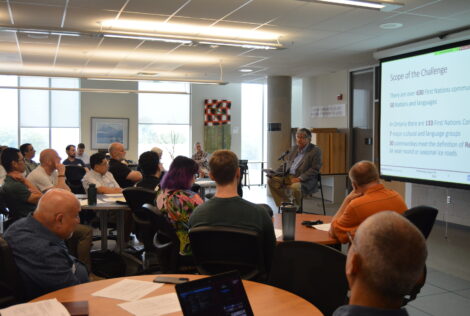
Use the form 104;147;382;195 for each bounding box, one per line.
281;202;297;241
87;183;97;206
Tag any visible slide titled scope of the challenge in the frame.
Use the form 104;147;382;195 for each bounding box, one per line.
380;42;470;186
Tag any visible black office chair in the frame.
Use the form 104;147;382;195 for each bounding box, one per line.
404;205;438;239
122;187;157;211
189;226;265;280
0;187;15;231
238;160;249;188
0;236;25;308
401;205;438;306
299;173;326;215
134;204;192;273
268;241;348;316
65;165;86;194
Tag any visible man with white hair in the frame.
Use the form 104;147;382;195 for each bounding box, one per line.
333;211;427;315
4;189;89;299
192;142;209;178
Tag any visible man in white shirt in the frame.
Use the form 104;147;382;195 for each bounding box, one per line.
76;143;90;165
27;149;70;193
82;153;122;194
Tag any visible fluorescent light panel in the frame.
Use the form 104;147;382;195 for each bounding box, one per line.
301;0;403;11
101;20;280;41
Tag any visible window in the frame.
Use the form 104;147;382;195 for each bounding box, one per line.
0;75;80;156
138;81;191;169
241;83;267;185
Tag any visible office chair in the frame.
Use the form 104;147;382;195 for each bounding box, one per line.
0;236;25;308
122;187;157;211
65;165;86;194
189;226;265;280
267;241;348;316
238;160;249;188
299;173;326;215
401;205;438;306
404;205;438;239
135;204;192;273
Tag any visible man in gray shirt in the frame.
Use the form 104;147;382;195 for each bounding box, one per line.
189;150;276;272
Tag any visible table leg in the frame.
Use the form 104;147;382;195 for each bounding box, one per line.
116;210;125;255
99;210;108;251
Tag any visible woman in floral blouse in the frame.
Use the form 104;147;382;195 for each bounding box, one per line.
156;156;203;255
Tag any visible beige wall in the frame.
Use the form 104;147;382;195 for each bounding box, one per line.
80;79;139;161
301;70;349;129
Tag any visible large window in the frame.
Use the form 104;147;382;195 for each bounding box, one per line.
0;75;80;157
241;83;267;185
138;81;191;169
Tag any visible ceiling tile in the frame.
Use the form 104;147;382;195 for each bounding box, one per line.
178;0;248;20
274;2;351;28
10;3;63;27
124;0;192;16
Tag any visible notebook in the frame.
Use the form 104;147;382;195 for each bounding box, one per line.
175;271;254;316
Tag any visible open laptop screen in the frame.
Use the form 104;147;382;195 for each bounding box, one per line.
175;271;254;316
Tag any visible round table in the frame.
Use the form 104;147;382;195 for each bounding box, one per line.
33;274;323;315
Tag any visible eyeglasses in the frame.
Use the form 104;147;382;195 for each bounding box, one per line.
295;134;307;139
346;231;355;246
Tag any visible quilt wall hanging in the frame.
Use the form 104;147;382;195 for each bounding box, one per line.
204;99;231;152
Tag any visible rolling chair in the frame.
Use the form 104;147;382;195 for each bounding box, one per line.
189;226;266;280
0;236;25;308
267;241;348;316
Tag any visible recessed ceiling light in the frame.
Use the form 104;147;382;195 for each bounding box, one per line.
380;23;403;30
239;69;253;73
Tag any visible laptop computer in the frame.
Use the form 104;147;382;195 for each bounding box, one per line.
175;271;254;316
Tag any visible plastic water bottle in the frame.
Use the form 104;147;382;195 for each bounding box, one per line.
87;183;97;206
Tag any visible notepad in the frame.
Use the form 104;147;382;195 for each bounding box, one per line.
92;279;163;301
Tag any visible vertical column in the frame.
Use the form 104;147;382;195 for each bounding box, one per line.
267;76;292;169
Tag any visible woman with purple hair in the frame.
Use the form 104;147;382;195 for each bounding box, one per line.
156;156;204;255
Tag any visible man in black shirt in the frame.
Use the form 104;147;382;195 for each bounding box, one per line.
62;145;86;167
135;151;163;191
108;142;142;188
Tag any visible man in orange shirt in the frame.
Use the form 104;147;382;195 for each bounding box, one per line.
329;161;407;243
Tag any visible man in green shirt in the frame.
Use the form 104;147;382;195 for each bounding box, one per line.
1;147;42;220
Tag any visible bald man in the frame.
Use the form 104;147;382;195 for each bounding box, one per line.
27;149;70;192
329;161;407;243
108;142;142;188
4;189;89;299
333;211;427;315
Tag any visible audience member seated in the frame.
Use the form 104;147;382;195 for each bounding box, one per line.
329;161;407;243
156;156;203;256
268;128;322;207
76;143;89;165
151;146;165;173
189;150;276;267
4;189;89;300
62;144;86;167
108;142;142;188
19;143;39;176
1;148;41;220
0;145;9;185
136;151;163;191
27;149;71;193
82;153;122;194
192;142;209;178
333;211;427;316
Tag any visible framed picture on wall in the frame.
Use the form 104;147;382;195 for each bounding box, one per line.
91;117;129;150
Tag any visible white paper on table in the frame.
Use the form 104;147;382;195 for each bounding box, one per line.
92;279;163;301
79;199;88;206
118;292;181;316
274;228;283;238
101;194;126;203
0;298;70;316
312;223;331;231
